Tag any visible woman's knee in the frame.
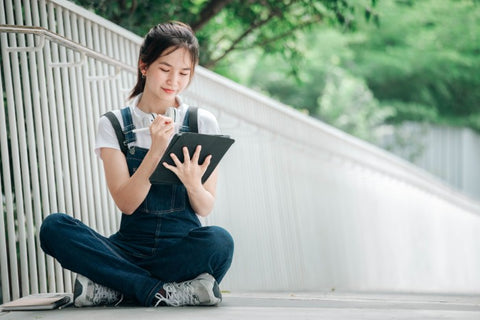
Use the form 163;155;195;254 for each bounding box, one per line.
204;227;234;282
39;213;70;252
206;226;234;258
40;213;69;235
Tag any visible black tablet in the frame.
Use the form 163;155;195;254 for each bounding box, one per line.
149;132;235;185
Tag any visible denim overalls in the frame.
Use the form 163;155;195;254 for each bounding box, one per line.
40;106;234;306
110;107;204;255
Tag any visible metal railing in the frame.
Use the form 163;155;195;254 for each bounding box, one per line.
0;0;140;301
1;0;480;303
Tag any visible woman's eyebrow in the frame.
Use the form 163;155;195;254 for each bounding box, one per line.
159;61;191;71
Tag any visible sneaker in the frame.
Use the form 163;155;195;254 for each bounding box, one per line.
73;274;123;307
153;273;222;307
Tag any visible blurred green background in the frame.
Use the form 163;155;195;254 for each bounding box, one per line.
74;0;480;145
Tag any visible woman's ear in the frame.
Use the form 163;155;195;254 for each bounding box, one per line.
138;60;147;76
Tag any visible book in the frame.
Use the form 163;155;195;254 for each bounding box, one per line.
0;293;73;311
150;132;235;185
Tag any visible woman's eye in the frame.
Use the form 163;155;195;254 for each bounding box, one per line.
180;72;189;76
160;68;169;72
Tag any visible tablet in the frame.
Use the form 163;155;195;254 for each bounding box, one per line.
149;132;235;185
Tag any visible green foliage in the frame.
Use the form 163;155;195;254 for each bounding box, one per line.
73;0;480;135
72;0;375;69
381;100;438;124
221;0;480;136
196;0;362;68
347;0;480;129
227;27;354;115
72;0;203;35
317;66;395;143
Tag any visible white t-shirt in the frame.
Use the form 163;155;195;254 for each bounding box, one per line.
94;94;221;158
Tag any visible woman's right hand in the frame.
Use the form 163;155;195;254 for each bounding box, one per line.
149;114;174;158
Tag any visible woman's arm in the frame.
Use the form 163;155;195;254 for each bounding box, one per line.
100;148;162;214
100;115;174;214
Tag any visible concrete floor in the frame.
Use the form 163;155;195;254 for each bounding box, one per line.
1;291;479;320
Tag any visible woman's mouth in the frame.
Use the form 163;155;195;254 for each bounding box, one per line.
162;88;175;94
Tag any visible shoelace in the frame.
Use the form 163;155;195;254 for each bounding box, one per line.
92;284;121;305
154;281;200;307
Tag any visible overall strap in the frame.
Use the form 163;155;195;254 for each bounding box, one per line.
121;107;137;154
104;106;197;155
183;106;198;133
103;111;127;155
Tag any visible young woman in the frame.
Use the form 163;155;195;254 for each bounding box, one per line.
40;21;234;307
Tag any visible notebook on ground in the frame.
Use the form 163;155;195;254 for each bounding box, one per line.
150;132;235;185
0;293;73;311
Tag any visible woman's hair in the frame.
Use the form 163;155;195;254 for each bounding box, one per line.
129;21;199;99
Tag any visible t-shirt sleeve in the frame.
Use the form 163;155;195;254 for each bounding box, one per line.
198;108;221;135
94;114;121;158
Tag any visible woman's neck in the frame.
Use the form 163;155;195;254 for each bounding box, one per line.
137;92;178;115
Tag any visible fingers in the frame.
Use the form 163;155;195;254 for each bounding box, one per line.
162;161;178;174
176;145;202;164
164;146;211;169
183;146;191;162
192;145;201;163
200;154;212;171
150;115;174;132
154;114;173;124
162;147;212;185
169;152;182;167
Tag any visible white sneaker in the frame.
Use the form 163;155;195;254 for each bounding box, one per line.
73;274;123;307
153;273;222;307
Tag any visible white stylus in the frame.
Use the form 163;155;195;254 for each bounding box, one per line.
132;127;150;133
132;107;177;134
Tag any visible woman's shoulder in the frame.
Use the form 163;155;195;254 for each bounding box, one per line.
197;107;216;122
95;107;130;157
99;105;135;127
196;107;221;135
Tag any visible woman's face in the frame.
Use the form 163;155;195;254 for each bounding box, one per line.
141;47;193;105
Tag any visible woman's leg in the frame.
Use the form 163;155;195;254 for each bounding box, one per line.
39;213;163;306
140;226;234;284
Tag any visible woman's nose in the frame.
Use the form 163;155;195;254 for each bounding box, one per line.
167;72;178;84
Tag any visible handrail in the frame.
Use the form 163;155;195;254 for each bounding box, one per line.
49;0;142;43
0;24;136;73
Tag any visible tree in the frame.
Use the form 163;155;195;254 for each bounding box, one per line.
73;0;378;69
225;0;480;133
346;0;480;130
317;66;395;143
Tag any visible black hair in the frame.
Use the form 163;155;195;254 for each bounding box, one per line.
129;21;199;99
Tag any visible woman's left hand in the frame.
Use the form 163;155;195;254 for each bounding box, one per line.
163;145;212;188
